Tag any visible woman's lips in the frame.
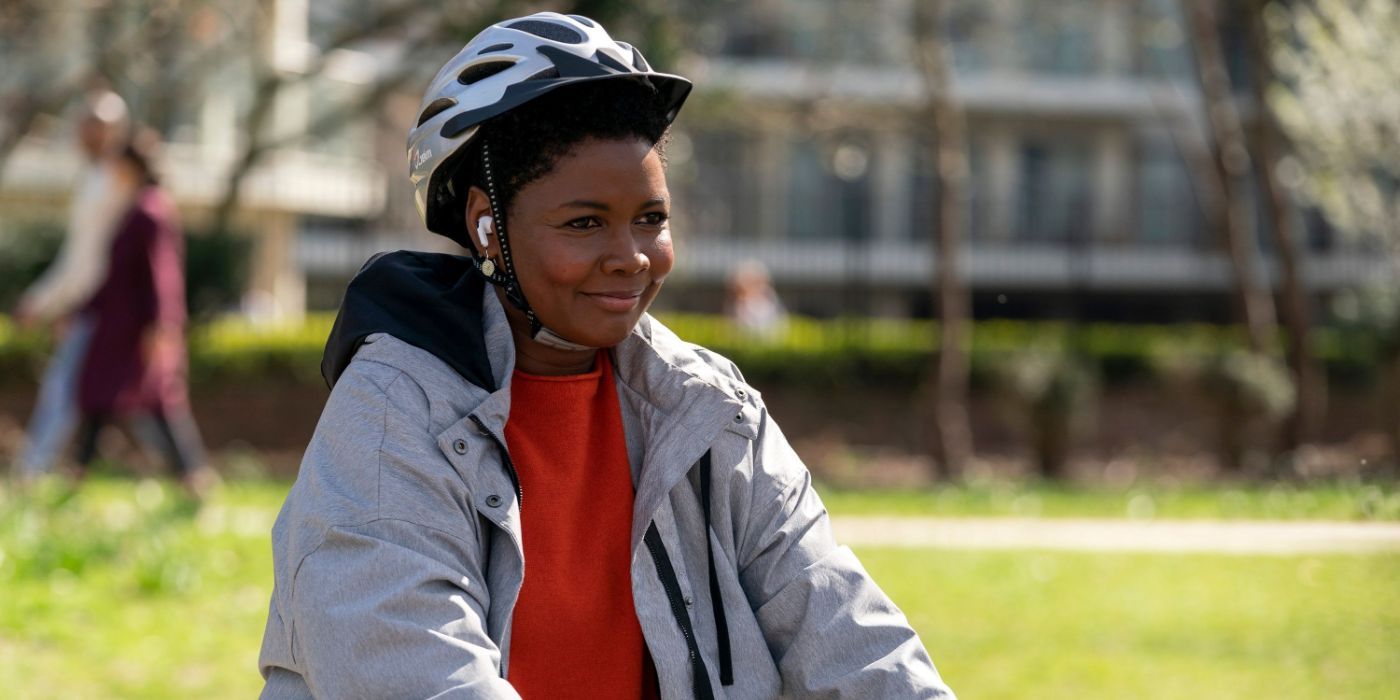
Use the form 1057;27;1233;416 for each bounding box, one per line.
582;290;644;312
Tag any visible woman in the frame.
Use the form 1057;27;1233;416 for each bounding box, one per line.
260;13;954;699
74;129;211;497
13;89;131;480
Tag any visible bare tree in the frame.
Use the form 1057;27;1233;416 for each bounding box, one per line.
1269;0;1400;461
0;1;159;174
1184;0;1279;354
209;0;443;235
913;0;972;479
1245;0;1321;451
4;0;674;232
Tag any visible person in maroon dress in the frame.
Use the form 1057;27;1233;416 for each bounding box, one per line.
73;129;213;497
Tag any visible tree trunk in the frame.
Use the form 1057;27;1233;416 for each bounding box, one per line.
1387;358;1400;465
1035;407;1072;481
0;2;135;178
914;0;973;479
1184;0;1278;353
1246;0;1320;452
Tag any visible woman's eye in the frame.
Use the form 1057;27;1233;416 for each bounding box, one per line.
638;212;669;227
565;216;600;230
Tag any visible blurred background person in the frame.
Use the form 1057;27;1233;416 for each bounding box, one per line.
725;259;787;339
71;128;214;499
10;88;133;482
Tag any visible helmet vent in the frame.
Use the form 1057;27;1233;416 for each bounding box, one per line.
594;49;631;73
631;46;651;72
478;43;513;54
416;97;457;127
525;66;560;82
505;19;584;44
458;60;514;85
568;15;596;28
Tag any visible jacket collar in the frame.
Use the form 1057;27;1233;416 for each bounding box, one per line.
613;315;744;547
475;283;742;547
468;281;518;437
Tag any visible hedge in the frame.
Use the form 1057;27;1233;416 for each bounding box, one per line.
0;313;1380;390
655;314;1376;388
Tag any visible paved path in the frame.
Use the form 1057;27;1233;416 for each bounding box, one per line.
830;517;1400;555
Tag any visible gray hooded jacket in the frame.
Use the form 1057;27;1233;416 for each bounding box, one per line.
258;252;954;699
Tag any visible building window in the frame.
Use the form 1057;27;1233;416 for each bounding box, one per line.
1135;138;1202;246
787;136;873;242
1019;139;1092;243
1135;0;1192;80
946;1;1000;73
1136;0;1252;88
709;0;786;58
706;0;894;64
1218;4;1253;90
908;134;983;243
1015;1;1097;76
682;129;762;240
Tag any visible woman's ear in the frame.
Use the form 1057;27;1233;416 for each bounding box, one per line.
464;185;495;257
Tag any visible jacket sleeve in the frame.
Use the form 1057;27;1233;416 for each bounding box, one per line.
286;520;518;699
19;165;128;320
259;361;520;699
736;411;956;698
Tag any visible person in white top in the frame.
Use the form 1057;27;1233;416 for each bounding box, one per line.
12;89;133;479
725;260;788;340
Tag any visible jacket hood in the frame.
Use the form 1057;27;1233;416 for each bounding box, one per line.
322;251;496;391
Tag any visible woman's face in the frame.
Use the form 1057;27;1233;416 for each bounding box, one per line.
492;137;674;351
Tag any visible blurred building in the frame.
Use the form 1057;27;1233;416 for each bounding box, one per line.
659;0;1386;322
306;0;1388;322
2;0;1386;323
0;0;395;322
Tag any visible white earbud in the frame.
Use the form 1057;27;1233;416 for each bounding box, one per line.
476;215;493;249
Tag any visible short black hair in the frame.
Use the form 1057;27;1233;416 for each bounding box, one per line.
449;78;672;230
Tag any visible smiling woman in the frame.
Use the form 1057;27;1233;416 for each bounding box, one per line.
452;80;678;371
258;11;954;700
493;139;672;352
481;137;674;364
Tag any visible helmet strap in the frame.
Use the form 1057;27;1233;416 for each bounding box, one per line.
480;138;597;353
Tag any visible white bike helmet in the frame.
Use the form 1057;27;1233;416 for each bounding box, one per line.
408;11;690;238
406;12;690;350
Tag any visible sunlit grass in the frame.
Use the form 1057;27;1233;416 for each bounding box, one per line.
863;547;1400;700
819;479;1400;521
1;477;1397;698
0;477;284;699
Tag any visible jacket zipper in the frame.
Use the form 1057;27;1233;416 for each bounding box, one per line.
469;414;523;509
645;530;697;660
644;522;716;700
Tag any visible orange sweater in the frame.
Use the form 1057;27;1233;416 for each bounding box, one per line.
504;351;658;698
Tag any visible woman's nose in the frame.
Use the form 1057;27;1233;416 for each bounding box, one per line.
602;226;650;275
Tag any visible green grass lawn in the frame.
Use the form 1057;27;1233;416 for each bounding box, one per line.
0;478;283;698
1;477;1397;698
820;479;1400;521
863;547;1400;699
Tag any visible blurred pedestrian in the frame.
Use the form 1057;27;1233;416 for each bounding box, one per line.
71;128;214;499
11;89;133;481
725;259;787;339
260;12;953;699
